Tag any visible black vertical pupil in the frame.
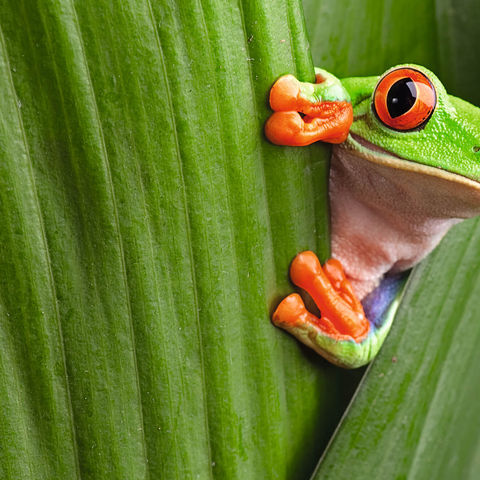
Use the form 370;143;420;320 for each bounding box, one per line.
387;78;417;118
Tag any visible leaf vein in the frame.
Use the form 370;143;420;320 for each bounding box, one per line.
0;22;82;480
145;0;214;477
69;1;150;476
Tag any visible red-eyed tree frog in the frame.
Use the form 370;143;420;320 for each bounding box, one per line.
265;65;480;368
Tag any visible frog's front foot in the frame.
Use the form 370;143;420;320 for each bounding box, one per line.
265;74;353;146
273;251;373;366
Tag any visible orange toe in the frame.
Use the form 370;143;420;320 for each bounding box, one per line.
324;258;362;311
301;103;352;143
269;75;301;112
265;111;315;146
272;293;306;328
287;252;370;342
272;293;356;342
264;103;352;147
289;251;323;288
272;293;307;326
323;258;346;290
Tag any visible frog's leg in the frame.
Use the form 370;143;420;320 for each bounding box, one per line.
265;69;353;146
274;251;370;342
273;251;403;368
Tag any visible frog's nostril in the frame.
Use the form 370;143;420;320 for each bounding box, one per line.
473;146;480;153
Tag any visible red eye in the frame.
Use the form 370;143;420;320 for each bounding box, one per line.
373;68;436;131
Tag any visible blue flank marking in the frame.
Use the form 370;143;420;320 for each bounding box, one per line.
361;272;408;329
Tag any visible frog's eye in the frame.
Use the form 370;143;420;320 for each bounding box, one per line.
373;68;436;131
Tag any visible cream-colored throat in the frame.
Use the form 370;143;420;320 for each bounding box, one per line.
329;141;480;299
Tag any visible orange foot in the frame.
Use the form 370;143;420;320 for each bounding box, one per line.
264;74;353;146
273;251;370;343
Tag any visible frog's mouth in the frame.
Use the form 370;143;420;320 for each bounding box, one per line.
344;133;480;192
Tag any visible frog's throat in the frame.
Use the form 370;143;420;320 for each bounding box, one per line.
345;133;480;193
329;137;480;300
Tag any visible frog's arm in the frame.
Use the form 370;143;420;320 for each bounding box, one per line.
265;68;353;146
273;251;405;368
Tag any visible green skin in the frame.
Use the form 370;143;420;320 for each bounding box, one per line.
283;65;480;368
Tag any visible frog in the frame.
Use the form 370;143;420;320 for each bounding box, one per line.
265;64;480;368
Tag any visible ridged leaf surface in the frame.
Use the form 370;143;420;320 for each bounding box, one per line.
0;1;358;478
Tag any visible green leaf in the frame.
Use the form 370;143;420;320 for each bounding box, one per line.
303;0;480;478
4;0;479;477
0;0;359;478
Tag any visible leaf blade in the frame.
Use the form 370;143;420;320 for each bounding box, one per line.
0;0;356;478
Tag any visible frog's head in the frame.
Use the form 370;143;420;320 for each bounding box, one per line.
341;64;480;187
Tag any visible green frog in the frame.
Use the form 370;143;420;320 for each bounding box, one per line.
265;65;480;368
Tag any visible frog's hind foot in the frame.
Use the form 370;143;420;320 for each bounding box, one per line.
273;251;370;344
272;252;406;368
273;293;353;341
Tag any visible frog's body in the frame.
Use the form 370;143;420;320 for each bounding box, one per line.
266;65;480;368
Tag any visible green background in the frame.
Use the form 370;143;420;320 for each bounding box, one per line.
0;0;479;478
